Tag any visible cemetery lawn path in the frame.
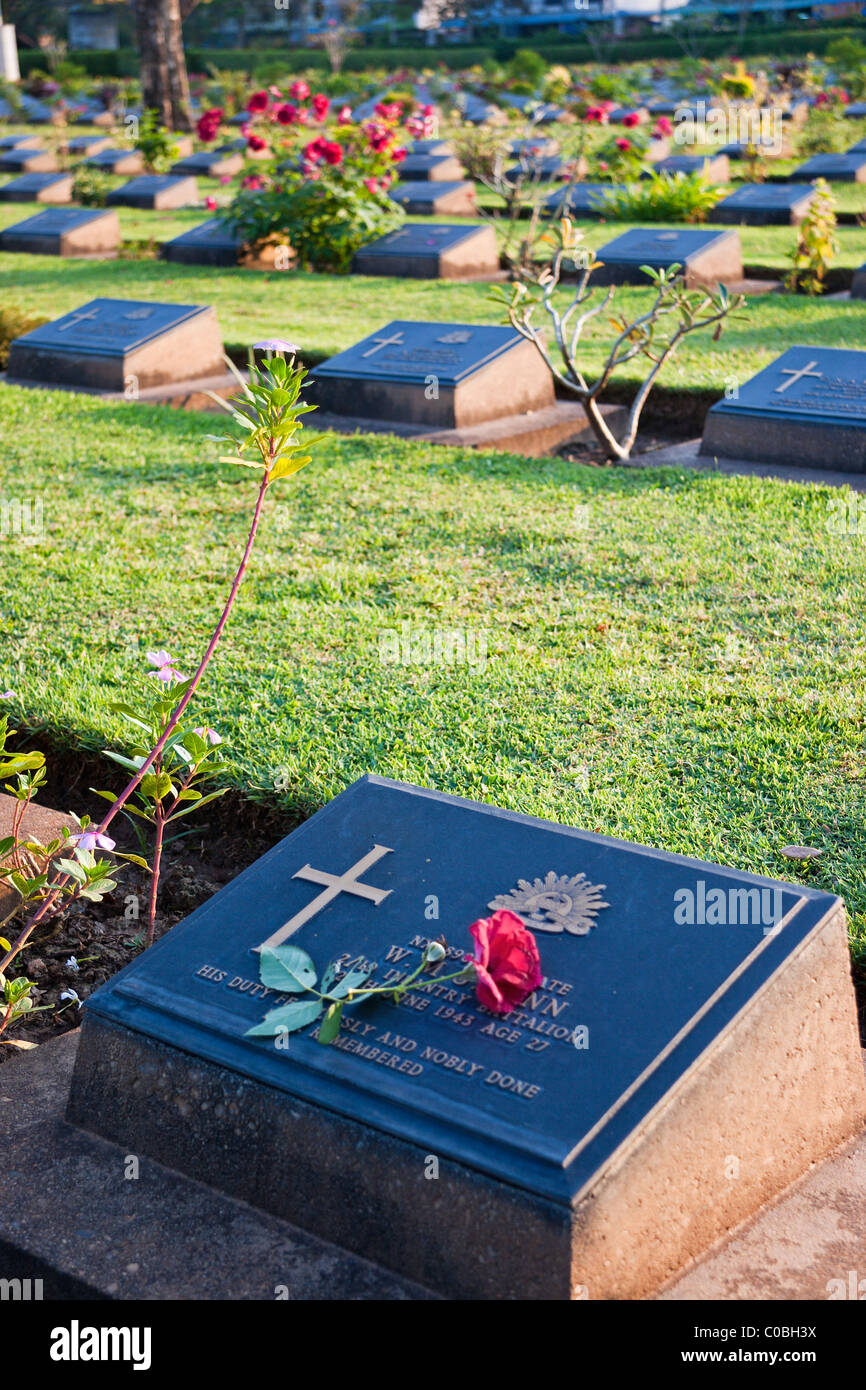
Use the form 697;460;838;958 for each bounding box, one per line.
0;383;864;966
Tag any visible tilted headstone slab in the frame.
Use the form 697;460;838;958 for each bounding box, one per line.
161;216;243;267
544;182;623;218
410;138;453;157
790;153;866;183
107;174;199;209
66;775;866;1300
847;139;866;155
0;133;41;149
84;148;145;175
592;227;743;289
712;183;815;226
67;135;112;157
650;152;731;183
7;297;226;391
396;152;465;182
702;345;866;471
0;173;73;204
171;147;244;177
352;224;499;280
309;320;554;429
389;180;476;216
509;136;558;157
852;265;866;299
0;207;120;257
0;148;58;174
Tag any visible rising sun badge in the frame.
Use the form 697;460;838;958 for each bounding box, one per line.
488;871;609;936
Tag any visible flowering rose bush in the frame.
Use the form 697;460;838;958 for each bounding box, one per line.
211;87;407;273
467;910;543;1015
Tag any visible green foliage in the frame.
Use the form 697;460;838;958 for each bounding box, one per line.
599;171;723;225
504;48;547;90
826;36;866;97
224;172;403;274
71;164;114;208
796;105;851;157
0;307;49;371
133;108;181;174
786;178;839;296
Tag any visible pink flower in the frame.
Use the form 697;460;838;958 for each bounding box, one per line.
289;79;310;102
247;89;269;114
615;137;631;151
196;107;223;143
391;145;407;163
268;85;283;98
312;92;330;121
622;111;641;128
275;102;299;126
654;116;673;137
219;175;232;185
322;140;343;166
375;100;402;121
205;196;217;210
363;176;378;194
247;134;268;153
365;121;390;153
241;174;264;190
193;726;222;746
466;910;543;1016
74;830;116;853
337;104;353;125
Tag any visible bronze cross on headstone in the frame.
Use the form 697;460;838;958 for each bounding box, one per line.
258;844;394;951
362;331;405;357
775;360;822;394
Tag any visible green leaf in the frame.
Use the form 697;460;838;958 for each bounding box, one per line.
317;1001;343;1045
245;997;323;1037
329;966;373;999
258;944;317;993
167;788;228;821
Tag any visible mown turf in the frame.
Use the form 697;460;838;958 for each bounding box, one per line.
0;382;863;962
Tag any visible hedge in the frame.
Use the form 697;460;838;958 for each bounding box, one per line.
14;23;864;81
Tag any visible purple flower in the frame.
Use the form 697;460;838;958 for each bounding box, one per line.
146;649;172;669
0;690;14;699
146;650;185;684
74;830;116;853
253;339;301;355
193;726;222;746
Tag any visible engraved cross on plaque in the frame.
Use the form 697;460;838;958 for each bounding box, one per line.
362;331;405;358
57;308;100;333
258;844;394;951
775;360;822;394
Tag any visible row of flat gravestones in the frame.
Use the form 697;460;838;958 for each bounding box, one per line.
4;294;866;471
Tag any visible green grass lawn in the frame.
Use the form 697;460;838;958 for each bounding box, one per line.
0;382;864;964
1;237;864;388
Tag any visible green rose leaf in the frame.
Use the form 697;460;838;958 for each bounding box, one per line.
317;1001;343;1045
258;944;317;993
329;966;373;1000
245;997;323;1038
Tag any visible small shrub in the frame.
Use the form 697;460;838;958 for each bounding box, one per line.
72;165;114;207
796;105;851;157
786;177;839;295
134;108;182;173
601;171;723;224
0;308;49;370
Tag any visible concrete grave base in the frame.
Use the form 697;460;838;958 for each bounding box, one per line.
618;438;866;489
63;899;866;1300
309;400;626;459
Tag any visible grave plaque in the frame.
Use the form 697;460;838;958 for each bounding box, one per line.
650;152;731;183
790;153;866;183
409;139;453;157
701;345;866;471
352;223;499;280
7;296;226;392
171;147;244;178
0;133;40;149
712;183;815;226
592;226;743;289
84;148;145;176
67;134;112;157
505;156;580;183
0;207;120;257
852;264;866;299
844;102;866;118
544;182;623;218
309;319;553;429
66;775;866;1300
161;216;243;267
396;152;465;182
509;136;558;158
847;138;866;155
106;174;199;210
0;172;72;204
0;148;58;174
389;179;477;215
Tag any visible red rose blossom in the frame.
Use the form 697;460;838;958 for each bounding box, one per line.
196;107;223;142
290;79;310;102
467;909;542;1016
322;140;343;166
247;89;269;114
622;111;640;128
615;137;631;150
312;92;330;121
275;102;298;125
247;134;267;152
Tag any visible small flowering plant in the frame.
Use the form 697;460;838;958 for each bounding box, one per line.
208;88;408;273
246;908;542;1045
